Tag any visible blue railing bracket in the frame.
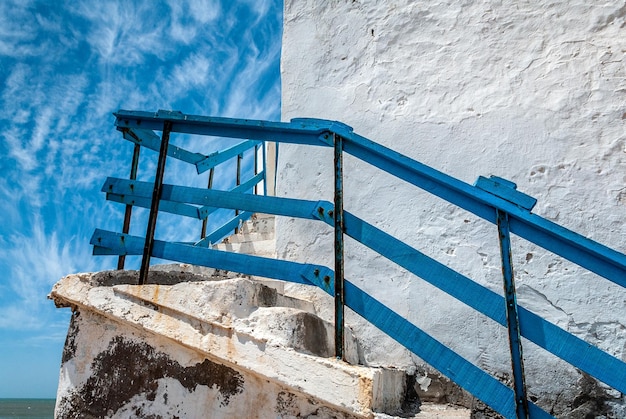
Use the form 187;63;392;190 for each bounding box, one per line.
311;201;334;224
475;175;537;211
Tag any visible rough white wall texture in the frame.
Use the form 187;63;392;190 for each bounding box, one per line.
279;1;626;416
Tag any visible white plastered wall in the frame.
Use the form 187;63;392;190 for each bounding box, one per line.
278;0;626;409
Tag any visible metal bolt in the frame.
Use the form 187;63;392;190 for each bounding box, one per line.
314;269;320;276
328;210;334;217
324;275;330;284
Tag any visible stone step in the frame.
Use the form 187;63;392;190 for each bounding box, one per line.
237;213;275;236
211;213;276;257
212;238;276;257
219;231;274;244
51;271;408;418
415;403;471;418
208;214;472;418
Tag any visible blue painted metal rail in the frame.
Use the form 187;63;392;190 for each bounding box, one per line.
111;111;265;278
93;110;626;418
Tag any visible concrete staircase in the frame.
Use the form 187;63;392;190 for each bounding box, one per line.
50;213;471;418
212;213;277;258
211;214;472;418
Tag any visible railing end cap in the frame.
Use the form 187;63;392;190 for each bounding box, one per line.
475;175;537;211
290;118;354;132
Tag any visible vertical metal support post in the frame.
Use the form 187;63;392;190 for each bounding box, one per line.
236;153;242;187
139;121;172;285
496;210;529;419
200;168;215;239
262;143;267;196
235;153;242;234
117;143;141;270
254;143;260;195
333;133;345;360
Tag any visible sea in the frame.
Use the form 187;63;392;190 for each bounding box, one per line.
0;399;55;419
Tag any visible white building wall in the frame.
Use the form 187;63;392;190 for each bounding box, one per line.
278;0;626;413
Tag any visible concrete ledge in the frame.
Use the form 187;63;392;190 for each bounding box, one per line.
51;271;406;417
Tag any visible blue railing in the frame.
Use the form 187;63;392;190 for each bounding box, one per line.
93;110;626;418
106;110;265;281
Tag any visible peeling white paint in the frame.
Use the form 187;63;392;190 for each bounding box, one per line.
50;267;415;418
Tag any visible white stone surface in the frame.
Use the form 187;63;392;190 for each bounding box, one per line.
280;0;626;415
50;270;409;418
55;306;361;419
213;213;277;257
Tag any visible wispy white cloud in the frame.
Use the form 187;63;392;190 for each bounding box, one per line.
186;0;221;24
3;126;36;171
171;53;212;91
222;48;282;119
0;0;283;339
221;21;282;118
0;63;93;210
2;64;44;124
0;0;44;58
72;1;170;65
167;0;221;43
0;215;101;331
240;0;274;26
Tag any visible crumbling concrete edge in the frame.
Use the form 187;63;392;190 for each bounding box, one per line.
50;272;406;417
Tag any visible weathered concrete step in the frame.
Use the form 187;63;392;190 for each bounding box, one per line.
415;403;471;418
374;403;470;418
237;212;275;235
219;231;274;244
211;213;276;256
213;238;276;257
50;271;407;418
207;214;472;419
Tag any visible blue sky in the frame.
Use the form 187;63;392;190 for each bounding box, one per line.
0;0;282;398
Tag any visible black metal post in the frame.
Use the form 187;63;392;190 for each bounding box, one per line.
235;152;242;234
200;167;215;239
496;209;529;418
253;143;260;195
118;143;141;270
334;133;345;360
139;121;172;285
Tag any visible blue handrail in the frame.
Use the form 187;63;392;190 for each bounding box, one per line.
95;110;626;418
111;115;265;273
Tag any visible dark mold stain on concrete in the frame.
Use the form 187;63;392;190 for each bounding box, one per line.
90;268;251;287
57;336;244;418
276;391;360;419
400;373;421;415
61;310;80;364
294;311;330;357
560;373;613;419
256;283;278;307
